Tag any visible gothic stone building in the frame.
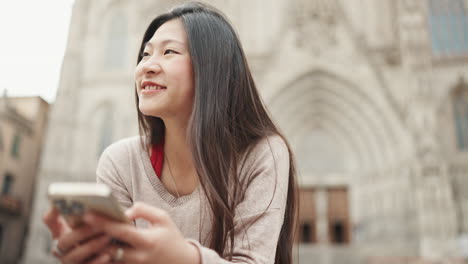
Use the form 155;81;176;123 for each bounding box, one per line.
22;0;468;263
0;95;49;264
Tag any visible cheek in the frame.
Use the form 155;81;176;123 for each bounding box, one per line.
172;58;193;82
169;66;194;99
183;69;194;100
181;62;194;92
134;66;142;80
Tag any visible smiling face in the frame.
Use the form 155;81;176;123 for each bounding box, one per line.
135;19;194;122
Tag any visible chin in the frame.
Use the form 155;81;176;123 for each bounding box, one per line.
139;104;162;118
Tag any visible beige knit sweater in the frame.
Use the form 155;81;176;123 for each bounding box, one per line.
96;135;290;264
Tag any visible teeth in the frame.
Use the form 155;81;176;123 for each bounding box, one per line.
145;85;164;90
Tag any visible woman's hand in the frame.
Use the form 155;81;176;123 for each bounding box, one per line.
82;202;201;264
43;207;70;239
43;207;114;263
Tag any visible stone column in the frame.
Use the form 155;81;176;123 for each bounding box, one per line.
397;0;460;257
405;74;459;258
415;163;459;259
315;188;329;243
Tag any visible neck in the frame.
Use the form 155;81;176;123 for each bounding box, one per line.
162;118;197;183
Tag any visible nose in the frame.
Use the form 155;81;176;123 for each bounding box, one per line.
140;56;162;75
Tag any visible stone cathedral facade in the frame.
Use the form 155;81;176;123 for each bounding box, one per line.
21;0;468;263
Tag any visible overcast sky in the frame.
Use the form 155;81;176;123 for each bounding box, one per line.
0;0;75;103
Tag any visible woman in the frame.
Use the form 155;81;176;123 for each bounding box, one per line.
44;2;298;263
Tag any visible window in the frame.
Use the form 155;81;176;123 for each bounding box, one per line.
453;80;468;150
11;133;20;158
105;13;127;68
1;173;13;195
427;0;468;57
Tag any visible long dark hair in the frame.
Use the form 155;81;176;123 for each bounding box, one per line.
135;2;298;263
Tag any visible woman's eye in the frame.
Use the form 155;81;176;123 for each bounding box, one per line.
142;51;151;57
164;49;177;55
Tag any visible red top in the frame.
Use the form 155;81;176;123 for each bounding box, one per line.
149;140;164;178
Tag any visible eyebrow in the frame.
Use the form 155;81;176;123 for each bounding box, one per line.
143;39;185;49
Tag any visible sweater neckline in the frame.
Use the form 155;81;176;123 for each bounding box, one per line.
140;146;200;207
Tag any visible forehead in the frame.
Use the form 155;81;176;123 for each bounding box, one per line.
148;18;187;45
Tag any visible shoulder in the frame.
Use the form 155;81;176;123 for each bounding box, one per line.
99;136;144;162
248;134;289;162
236;134;291;208
240;134;290;177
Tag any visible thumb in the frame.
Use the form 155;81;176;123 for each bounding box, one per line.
125;202;170;225
43;207;70;238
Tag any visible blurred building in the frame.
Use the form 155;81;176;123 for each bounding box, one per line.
22;0;468;263
0;94;49;264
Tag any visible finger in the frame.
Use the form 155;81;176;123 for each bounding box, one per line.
52;250;63;259
62;234;112;264
43;207;68;238
83;212;148;247
126;202;170;225
85;253;111;264
43;207;59;227
58;225;103;253
104;245;144;264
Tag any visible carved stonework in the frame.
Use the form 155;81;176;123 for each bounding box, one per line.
398;0;432;69
292;0;338;55
406;72;443;163
421;164;442;177
416;162;459;258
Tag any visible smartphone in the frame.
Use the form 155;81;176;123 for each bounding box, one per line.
48;182;131;228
